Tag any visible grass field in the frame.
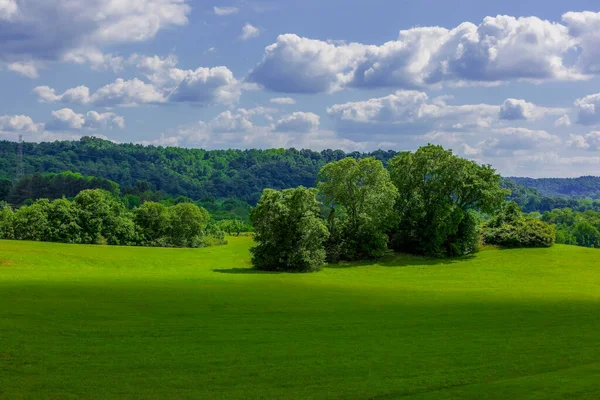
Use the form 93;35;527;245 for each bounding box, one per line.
1;237;600;399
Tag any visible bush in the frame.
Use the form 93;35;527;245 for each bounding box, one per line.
484;202;555;248
250;187;328;272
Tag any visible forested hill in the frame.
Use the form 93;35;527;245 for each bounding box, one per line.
0;137;398;204
509;176;600;199
2;137;599;205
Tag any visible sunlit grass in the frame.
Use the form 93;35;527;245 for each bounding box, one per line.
1;237;599;399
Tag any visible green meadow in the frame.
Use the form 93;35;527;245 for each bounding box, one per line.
1;237;600;399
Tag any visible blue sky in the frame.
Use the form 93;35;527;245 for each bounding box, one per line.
2;0;600;177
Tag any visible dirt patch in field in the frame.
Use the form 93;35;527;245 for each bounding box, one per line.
0;259;15;266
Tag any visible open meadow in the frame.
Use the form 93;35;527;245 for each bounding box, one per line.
1;237;600;399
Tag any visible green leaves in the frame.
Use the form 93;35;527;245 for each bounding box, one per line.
389;145;507;257
250;187;328;272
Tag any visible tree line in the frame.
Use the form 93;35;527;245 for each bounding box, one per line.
0;189;228;248
250;145;556;272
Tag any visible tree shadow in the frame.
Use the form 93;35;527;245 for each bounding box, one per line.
327;253;476;269
212;268;284;275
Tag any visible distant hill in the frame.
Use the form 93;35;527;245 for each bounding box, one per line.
508;176;600;199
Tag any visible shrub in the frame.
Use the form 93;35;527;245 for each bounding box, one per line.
484;202;555;248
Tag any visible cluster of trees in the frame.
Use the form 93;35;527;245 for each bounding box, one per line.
251;145;552;272
483;202;556;248
509;176;600;199
0;189;227;248
0;137;398;205
540;208;600;248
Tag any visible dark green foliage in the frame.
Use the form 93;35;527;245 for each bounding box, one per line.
0;178;12;201
484;202;555;248
389;145;506;257
0;137;398;205
250;187;329;272
134;202;170;245
318;158;397;261
7;172;120;205
0;189;223;249
74;189;137;245
12;200;50;241
509;176;600;199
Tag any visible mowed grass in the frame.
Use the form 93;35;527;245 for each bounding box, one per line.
1;238;600;399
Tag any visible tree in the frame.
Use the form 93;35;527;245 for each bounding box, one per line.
73;189;136;245
0;178;12;201
571;221;600;248
45;198;82;243
318;158;398;261
134;202;170;245
484;202;555;248
388;145;506;256
12;200;50;241
167;203;210;247
0;202;14;239
250;187;329;272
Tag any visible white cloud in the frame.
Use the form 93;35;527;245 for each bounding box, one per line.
248;13;600;93
499;99;536;120
274;112;320;132
568;131;600;150
270;97;296;105
562;11;600;75
327;90;498;135
0;0;190;76
0;115;43;133
555;114;572;127
240;23;260;40
0;0;17;21
7;61;40;78
214;6;239;16
35;79;166;107
46;108;125;131
47;108;86;130
575;93;600;125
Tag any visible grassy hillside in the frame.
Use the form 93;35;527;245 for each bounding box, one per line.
1;238;600;399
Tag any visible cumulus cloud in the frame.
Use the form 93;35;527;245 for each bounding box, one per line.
575;93;600;125
274;112;320;132
0;114;43;133
499;99;536;120
214;6;239;16
34;79;166;107
568;131;600;150
270;97;296;105
555;114;572;127
7;61;40;78
327;90;498;135
248;12;600;93
0;0;190;76
240;23;260;40
34;54;244;107
46;108;125;131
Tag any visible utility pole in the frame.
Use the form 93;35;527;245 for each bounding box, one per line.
17;134;24;179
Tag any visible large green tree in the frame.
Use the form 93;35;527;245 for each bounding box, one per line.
250;187;328;272
318;158;398;261
73;189;136;245
167;203;210;247
134;202;170;245
388;145;506;256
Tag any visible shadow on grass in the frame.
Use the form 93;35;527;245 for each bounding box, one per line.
326;253;476;269
213;268;284;275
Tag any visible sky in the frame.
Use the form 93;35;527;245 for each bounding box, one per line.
2;1;600;177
